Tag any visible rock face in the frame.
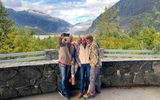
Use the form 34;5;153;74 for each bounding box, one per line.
1;60;160;99
88;0;160;33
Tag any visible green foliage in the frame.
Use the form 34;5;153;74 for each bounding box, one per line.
0;2;59;54
136;27;156;49
96;7;120;36
1;1;160;54
0;28;59;53
0;1;15;53
95;24;160;51
0;1;14;36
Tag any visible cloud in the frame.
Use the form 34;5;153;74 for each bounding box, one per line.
1;0;22;7
1;0;120;24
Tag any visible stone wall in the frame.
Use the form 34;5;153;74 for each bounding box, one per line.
1;60;160;99
0;64;59;100
101;60;160;87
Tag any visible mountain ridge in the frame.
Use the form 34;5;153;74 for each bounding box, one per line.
88;0;160;33
7;8;72;34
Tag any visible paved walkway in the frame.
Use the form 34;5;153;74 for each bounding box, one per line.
13;87;160;100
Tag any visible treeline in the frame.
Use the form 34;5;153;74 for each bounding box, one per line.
95;27;160;51
1;2;160;54
94;7;160;53
0;2;58;54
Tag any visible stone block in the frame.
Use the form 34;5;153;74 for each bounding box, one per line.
133;72;145;85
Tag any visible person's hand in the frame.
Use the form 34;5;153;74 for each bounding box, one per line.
78;63;81;67
90;63;95;68
71;61;74;65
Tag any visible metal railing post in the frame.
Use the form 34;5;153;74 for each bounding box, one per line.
100;48;104;58
45;49;58;60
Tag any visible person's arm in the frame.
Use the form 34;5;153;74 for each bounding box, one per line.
90;44;99;67
75;46;81;67
58;37;66;47
71;45;75;65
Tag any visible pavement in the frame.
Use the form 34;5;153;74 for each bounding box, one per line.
13;87;160;100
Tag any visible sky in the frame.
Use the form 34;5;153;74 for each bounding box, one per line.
1;0;120;24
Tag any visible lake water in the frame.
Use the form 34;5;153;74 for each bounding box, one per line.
33;35;58;39
33;34;85;39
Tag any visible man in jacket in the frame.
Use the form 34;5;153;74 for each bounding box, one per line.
86;35;102;97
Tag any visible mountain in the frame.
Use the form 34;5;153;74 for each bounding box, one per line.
68;20;93;35
88;0;160;33
7;8;72;34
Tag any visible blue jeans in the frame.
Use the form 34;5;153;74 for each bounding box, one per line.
59;63;71;95
80;64;90;94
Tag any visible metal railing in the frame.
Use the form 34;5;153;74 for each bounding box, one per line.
0;49;160;63
102;49;160;59
0;49;58;63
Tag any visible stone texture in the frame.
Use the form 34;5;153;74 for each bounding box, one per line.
133;72;145;85
0;87;18;99
0;64;58;99
144;72;160;85
1;60;160;99
121;72;134;86
0;69;17;81
110;73;122;86
152;62;160;73
101;61;160;87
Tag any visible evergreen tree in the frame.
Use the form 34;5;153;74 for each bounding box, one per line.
0;1;13;36
0;1;14;53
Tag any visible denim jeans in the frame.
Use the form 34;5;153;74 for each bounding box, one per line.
80;64;90;94
90;67;101;93
71;63;78;76
59;63;71;95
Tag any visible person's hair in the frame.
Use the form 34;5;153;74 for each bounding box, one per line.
86;35;93;42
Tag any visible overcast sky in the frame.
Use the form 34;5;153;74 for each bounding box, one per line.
1;0;120;24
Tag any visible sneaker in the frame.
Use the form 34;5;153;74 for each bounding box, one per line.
58;91;70;99
58;91;65;97
77;92;83;99
87;92;95;98
83;94;89;98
